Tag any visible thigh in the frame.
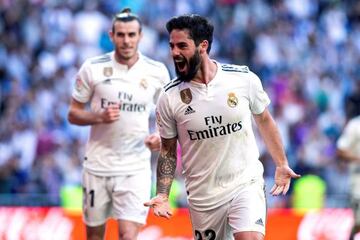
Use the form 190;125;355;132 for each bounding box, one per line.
82;171;112;227
118;219;142;240
112;170;152;225
189;204;234;240
228;181;266;236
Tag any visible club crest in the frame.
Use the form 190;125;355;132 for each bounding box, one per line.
180;88;192;104
140;79;148;89
103;67;113;77
227;92;238;107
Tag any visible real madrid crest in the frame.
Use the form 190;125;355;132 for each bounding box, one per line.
140;79;148;89
103;67;113;77
180;88;192;104
227;92;238;107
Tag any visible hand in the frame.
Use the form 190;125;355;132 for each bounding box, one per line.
144;133;161;151
270;165;301;196
144;194;172;219
101;104;120;123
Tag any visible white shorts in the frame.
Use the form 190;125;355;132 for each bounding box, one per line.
82;169;152;227
189;180;266;240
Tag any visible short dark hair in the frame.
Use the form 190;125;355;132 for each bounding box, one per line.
112;8;142;33
166;14;214;54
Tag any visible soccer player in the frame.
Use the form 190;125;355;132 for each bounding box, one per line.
337;113;360;240
68;8;170;240
144;14;300;240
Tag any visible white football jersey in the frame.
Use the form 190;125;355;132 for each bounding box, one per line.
72;51;170;176
156;62;270;211
337;116;360;197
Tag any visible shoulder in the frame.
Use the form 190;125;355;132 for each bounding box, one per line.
219;63;260;83
220;63;250;73
88;53;112;65
349;116;360;128
140;55;170;82
142;55;168;70
219;63;257;80
80;53;112;71
163;78;182;93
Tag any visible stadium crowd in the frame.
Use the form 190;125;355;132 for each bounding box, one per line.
0;0;360;209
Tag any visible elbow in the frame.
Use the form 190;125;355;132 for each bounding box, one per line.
67;109;76;124
336;148;344;158
336;149;350;162
335;149;341;158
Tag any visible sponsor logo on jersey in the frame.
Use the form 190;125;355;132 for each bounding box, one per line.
184;106;195;115
227;92;238;108
180;88;192;104
140;79;148;89
101;98;146;112
103;67;113;77
187;115;243;140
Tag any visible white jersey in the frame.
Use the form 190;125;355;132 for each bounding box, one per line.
72;51;170;176
156;62;270;211
337;116;360;197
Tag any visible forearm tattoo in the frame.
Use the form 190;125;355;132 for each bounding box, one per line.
156;142;177;196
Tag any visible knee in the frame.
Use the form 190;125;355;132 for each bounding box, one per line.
119;232;138;240
234;231;264;240
86;225;105;240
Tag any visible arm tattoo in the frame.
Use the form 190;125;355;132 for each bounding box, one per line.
156;139;177;196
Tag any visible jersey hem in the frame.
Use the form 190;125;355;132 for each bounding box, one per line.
187;177;264;211
83;167;151;177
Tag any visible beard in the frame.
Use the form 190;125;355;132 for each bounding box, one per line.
174;50;201;82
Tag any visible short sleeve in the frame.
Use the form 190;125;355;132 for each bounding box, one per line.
72;61;93;103
153;64;171;104
249;72;271;114
337;120;357;151
156;90;177;139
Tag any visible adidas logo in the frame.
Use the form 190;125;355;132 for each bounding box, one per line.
255;218;264;226
184;106;195;115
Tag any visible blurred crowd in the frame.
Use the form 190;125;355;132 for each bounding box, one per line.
1;0;360;208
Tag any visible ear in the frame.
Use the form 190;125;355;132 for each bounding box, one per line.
199;40;209;54
108;30;114;43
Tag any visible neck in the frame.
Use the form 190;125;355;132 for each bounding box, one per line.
192;56;217;85
114;52;139;69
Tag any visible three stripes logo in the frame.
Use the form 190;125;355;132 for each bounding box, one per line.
255;218;264;226
184;106;195;115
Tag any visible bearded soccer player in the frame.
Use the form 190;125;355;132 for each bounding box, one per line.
68;8;170;240
145;14;300;240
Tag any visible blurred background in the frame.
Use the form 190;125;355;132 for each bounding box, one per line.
1;0;360;239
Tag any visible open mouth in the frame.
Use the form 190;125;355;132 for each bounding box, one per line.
174;58;187;72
